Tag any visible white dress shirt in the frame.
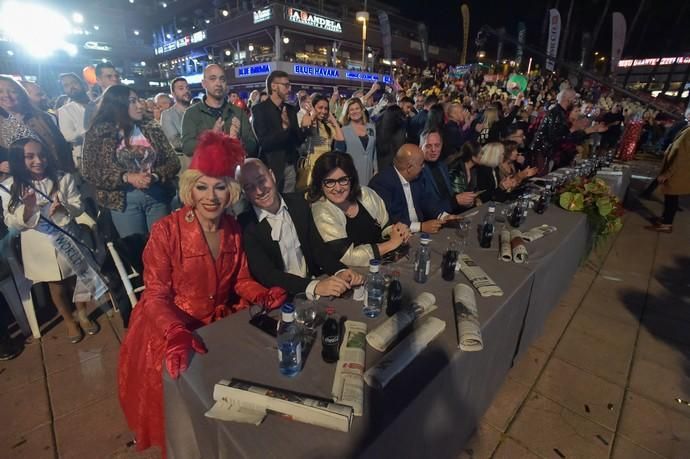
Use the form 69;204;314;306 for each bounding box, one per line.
57;101;86;169
253;198;319;298
394;167;421;233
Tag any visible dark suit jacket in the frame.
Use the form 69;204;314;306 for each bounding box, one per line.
237;193;346;295
420;160;458;214
250;100;308;189
368;165;438;226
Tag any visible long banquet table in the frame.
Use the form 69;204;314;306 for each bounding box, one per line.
164;205;589;459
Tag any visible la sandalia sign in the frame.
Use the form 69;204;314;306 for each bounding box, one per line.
287;7;342;33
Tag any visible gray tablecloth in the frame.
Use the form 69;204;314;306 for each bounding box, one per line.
597;165;632;202
164;206;588;459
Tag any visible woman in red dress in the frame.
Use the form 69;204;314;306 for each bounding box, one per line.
118;131;286;456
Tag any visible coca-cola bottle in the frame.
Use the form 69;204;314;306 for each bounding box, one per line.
321;308;340;363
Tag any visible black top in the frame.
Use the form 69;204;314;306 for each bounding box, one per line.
251;99;309;187
358;135;369;150
325;201;383;261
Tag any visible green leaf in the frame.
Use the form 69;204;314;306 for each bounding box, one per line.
596;198;613;216
560;192;585;211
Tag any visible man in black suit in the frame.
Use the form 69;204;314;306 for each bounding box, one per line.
369;144;452;234
250;70;310;193
237;159;363;298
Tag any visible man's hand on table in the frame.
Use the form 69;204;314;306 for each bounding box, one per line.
336;269;364;287
421;219;444;234
315;276;351;297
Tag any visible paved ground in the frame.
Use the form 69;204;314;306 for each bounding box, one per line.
1;162;688;459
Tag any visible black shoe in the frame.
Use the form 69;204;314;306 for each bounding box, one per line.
0;337;23;361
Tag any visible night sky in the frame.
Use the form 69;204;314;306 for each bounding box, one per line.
383;0;690;59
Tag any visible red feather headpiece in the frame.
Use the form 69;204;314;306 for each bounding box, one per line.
188;130;246;178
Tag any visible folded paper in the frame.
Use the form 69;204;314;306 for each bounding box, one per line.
363;316;446;390
453;283;483;351
332;321;367;416
366;292;436;352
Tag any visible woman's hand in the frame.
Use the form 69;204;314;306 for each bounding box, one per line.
258;286;288;310
392;222;411;245
127;172;152;189
164;325;207;379
49;193;65;217
456;191;477;207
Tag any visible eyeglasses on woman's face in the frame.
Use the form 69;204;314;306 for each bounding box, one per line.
322;176;351;188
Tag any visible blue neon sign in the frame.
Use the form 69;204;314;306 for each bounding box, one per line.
236;63;272;78
292;64;391;84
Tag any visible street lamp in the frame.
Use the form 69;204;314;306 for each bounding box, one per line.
356;11;369;71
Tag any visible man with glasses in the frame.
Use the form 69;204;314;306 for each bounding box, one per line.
369;144;450;234
181;64;257;157
251;70;310;193
237;159;363;299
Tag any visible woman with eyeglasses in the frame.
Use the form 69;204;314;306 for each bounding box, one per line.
308;151;411;267
296;93;345;190
333;98;378;185
82;85;180;238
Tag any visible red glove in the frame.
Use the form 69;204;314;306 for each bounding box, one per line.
258;286;288;310
164;325;207;379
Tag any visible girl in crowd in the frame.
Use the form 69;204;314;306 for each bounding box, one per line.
82;85;180;238
297;93;344;189
309;151;411;267
475;142;518;203
118;132;285;456
499;140;538;187
447;141;481;195
0;76;74;173
0;138;99;342
334;98;378;185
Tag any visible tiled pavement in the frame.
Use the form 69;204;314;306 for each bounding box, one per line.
1;172;689;459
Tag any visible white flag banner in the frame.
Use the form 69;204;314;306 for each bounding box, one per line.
611;12;627;72
546;8;561;71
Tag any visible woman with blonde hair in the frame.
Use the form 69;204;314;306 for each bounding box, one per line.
476;142;518;202
334;98;377;184
118;131;286;456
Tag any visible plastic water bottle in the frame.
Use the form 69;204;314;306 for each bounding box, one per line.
277;303;302;377
363;259;385;318
413;233;431;284
479;204;496;248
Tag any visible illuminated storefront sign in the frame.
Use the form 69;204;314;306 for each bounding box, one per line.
84;41;112;51
154;30;207;55
287;7;342;33
253;7;272;23
618;56;690;67
236;63;272;78
293;64;391;84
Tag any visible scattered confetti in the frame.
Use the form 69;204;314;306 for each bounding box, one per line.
676;398;690;407
607;403;614;411
584;404;590;413
553;448;566;458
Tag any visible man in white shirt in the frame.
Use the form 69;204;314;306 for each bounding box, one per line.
369;144;452;234
237;159;363;299
57;73;90;169
160;77;191;170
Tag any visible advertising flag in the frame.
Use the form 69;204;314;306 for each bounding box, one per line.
418;23;429;62
516;22;526;66
378;11;392;61
611;12;627;72
460;4;470;65
545;8;561;71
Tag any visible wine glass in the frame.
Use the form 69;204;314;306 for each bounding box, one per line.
455;219;471;254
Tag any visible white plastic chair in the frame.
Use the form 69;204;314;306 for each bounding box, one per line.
106;242;144;310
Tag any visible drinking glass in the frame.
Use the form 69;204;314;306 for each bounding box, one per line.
455;219;471;254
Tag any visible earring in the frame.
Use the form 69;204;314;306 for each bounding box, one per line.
185;209;195;223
